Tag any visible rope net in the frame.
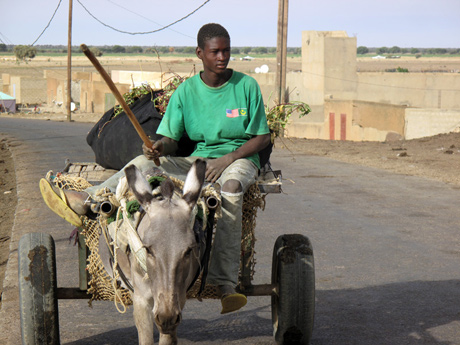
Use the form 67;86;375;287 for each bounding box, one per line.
50;163;265;306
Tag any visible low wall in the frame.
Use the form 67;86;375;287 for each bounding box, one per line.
356;72;460;109
111;71;185;89
405;109;460;139
286;100;406;141
80;79;130;114
1;74;46;105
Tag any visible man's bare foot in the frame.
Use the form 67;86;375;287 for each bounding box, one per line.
58;188;91;215
40;179;90;226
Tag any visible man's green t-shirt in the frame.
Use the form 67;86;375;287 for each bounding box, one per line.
156;70;270;168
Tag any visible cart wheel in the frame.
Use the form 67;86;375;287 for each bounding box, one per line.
272;234;315;345
18;232;60;345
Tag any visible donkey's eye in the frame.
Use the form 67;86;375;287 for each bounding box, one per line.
183;248;193;258
144;246;155;257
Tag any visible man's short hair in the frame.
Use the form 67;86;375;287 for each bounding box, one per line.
197;23;230;49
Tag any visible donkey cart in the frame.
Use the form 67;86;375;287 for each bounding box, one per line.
19;160;315;345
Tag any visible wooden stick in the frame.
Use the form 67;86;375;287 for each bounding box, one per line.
80;43;160;166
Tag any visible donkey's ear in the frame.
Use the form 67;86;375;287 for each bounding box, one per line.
125;165;154;205
183;159;206;206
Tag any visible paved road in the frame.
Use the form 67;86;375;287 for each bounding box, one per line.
1;117;460;344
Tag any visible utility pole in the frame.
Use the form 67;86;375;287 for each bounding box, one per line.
275;0;289;104
67;0;73;122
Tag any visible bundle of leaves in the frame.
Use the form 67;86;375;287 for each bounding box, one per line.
154;75;189;116
113;84;155;118
265;100;311;140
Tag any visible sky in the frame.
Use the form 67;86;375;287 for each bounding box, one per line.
1;0;459;49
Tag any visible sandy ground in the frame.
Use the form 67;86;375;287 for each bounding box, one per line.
0;139;16;307
1;112;460;305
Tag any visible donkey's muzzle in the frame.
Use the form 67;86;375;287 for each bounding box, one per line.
155;312;182;333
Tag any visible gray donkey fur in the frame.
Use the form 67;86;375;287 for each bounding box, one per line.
100;159;207;345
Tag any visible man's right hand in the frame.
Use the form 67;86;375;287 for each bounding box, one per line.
142;141;163;165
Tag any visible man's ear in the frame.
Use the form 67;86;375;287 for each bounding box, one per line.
196;46;203;60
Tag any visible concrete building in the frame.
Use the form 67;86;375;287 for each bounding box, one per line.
1;73;46;106
253;31;460;141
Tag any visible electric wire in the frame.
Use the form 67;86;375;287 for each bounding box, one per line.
30;0;63;46
77;0;210;35
0;31;14;45
105;0;195;40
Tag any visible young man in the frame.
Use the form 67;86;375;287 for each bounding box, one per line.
40;23;270;314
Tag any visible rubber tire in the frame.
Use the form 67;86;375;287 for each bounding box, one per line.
18;232;60;345
272;234;315;345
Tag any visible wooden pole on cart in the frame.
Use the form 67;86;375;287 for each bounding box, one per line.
80;43;160;166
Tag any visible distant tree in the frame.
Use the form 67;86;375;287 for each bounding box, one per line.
0;43;7;52
158;46;169;54
174;47;184;53
254;47;268;54
231;47;240;54
112;45;126;53
241;46;251;54
401;48;408;54
376;47;388;54
410;48;419;54
357;46;369;54
169;47;175;53
268;47;277;54
434;48;447;54
13;45;37;61
182;46;195;54
100;45;112;53
126;46;143;54
90;47;103;57
389;46;401;54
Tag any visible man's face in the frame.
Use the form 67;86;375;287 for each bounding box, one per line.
196;36;231;76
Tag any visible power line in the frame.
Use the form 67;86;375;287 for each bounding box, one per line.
77;0;210;35
30;0;63;46
0;31;14;45
105;0;195;40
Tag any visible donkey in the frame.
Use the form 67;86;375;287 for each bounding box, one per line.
102;159;207;345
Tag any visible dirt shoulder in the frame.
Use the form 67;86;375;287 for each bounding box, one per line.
276;132;460;188
0;140;16;307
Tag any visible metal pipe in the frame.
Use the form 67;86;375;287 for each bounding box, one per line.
205;195;219;210
238;283;277;296
100;201;115;217
57;287;90;299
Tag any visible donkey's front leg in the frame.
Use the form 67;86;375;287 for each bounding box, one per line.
133;292;155;345
159;332;178;345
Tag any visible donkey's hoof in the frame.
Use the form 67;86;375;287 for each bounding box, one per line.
220;293;247;314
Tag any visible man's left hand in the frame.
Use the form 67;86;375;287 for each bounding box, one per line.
205;156;233;183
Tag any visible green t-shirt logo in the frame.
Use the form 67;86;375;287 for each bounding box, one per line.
226;108;248;117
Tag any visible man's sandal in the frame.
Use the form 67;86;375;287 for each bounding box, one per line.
39;178;83;227
219;285;247;314
221;292;247;314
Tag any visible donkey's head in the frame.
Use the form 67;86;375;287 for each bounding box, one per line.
125;159;206;335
